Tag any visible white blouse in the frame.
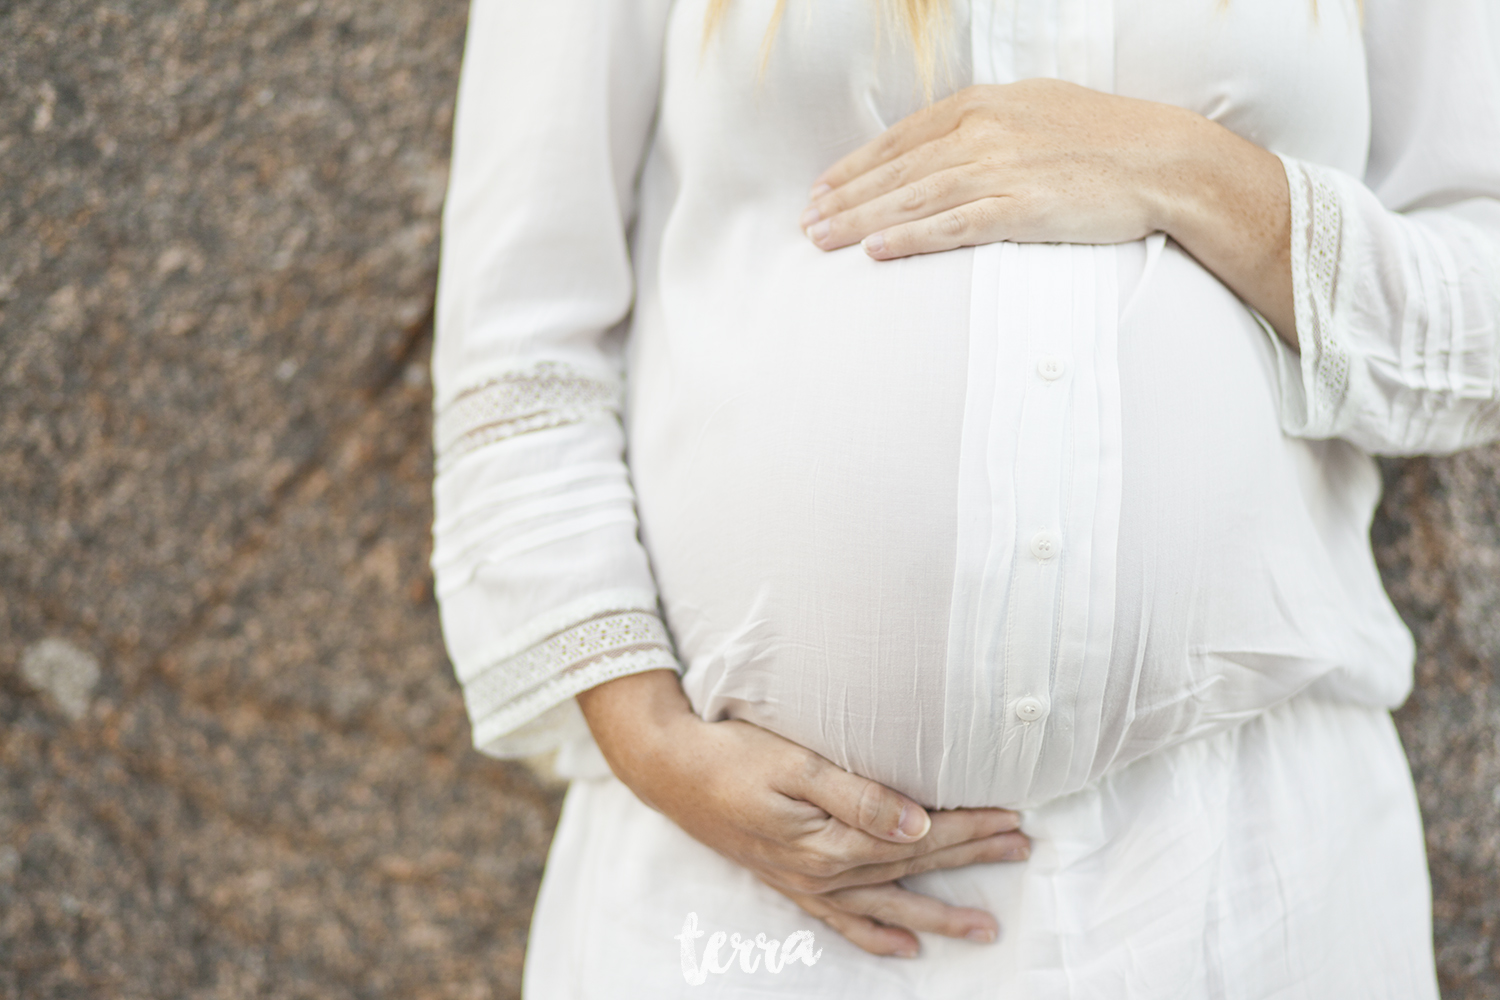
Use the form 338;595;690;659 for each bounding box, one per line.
433;0;1500;796
432;0;1500;992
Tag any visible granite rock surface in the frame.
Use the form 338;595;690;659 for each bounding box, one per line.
0;0;1497;997
1380;452;1500;998
3;2;558;997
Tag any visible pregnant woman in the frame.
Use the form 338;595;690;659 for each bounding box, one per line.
429;0;1500;994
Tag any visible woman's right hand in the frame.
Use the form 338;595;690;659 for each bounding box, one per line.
576;669;1031;957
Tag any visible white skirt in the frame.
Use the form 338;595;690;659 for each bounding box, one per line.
523;694;1438;998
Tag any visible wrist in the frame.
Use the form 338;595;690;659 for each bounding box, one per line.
1140;106;1297;341
1140;103;1227;237
576;668;697;795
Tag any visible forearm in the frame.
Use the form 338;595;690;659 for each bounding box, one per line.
575;667;696;806
1149;108;1297;349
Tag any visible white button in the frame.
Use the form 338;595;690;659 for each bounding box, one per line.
1015;697;1048;723
1036;356;1067;381
1029;531;1060;561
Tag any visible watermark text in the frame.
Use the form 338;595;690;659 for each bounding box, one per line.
674;912;823;985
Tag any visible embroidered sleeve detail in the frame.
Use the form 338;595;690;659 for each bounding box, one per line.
1278;155;1355;438
460;609;678;721
435;362;621;470
470;646;680;755
1304;170;1353;420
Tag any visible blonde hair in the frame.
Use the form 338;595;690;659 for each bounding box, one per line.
706;0;1361;92
704;0;951;87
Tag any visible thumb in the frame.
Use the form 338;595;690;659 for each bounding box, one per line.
792;757;932;844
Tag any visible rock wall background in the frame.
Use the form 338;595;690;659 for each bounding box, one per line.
1;1;1495;997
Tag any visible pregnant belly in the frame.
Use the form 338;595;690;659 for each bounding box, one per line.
629;241;1343;809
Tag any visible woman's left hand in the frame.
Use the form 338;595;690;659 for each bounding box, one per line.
801;79;1179;255
800;78;1298;343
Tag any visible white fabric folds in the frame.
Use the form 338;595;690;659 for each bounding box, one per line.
1275;155;1500;452
429;0;680;760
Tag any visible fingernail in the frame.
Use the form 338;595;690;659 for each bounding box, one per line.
965;927;997;944
863;232;886;255
894;946;919;959
1003;843;1031;862
809;182;832;200
807;219;831;243
895;804;931;841
799;206;822;228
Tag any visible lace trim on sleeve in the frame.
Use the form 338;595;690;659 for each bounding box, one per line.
462;608;675;710
441;587;679;764
470;646;680;755
1305;170;1353;418
1280;154;1355;438
435;362;621;471
462;608;680;753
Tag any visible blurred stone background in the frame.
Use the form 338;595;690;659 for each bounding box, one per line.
0;0;1495;997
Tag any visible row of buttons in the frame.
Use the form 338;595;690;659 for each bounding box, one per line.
1019;355;1066;725
1026;365;1062;719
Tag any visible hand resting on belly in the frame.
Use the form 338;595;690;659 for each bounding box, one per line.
800;77;1298;346
578;669;1030;959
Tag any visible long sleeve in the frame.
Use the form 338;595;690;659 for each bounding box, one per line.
430;0;678;758
1271;0;1500;455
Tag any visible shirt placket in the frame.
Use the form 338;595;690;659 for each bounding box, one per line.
947;0;1119;808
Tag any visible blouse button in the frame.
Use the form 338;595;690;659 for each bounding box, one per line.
1036;356;1067;381
1015;697;1048;723
1030;531;1060;561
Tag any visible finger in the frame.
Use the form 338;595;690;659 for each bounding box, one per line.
827;829;1032;890
801;134;966;231
806;164;989;251
778;755;932;843
810;91;966;194
862;196;1015;260
809;806;1026;869
823;882;999;943
777;886;922;958
757;809;1026;895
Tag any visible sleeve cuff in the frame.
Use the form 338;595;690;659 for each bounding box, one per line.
1272;153;1358;441
456;593;681;760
